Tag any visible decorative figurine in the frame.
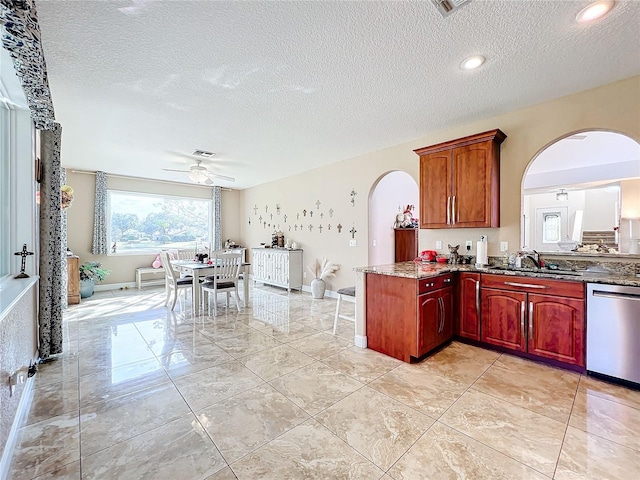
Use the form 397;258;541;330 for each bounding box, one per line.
448;244;461;264
14;244;34;278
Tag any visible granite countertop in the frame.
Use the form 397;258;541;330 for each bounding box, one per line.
355;261;640;288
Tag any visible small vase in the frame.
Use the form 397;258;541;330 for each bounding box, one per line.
310;278;326;299
80;279;95;298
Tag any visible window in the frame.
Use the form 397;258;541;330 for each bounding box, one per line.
107;190;212;255
542;213;561;243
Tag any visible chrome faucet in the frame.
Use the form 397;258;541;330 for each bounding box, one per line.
523;250;540;269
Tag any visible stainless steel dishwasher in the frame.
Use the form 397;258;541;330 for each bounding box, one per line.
587;283;640;385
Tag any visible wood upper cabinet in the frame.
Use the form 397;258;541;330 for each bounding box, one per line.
480;274;585;367
458;272;481;340
415;129;506;229
394;228;418;262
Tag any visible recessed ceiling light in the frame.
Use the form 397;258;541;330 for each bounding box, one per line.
460;55;485;70
576;1;614;23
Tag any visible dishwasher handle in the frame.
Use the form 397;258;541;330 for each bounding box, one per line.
592;291;640;301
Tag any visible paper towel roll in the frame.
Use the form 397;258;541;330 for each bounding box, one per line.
476;241;488;266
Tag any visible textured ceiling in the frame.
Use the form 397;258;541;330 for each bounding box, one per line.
34;0;640;189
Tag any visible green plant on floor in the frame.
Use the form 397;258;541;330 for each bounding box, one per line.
79;262;110;282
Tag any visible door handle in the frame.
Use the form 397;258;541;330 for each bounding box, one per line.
529;301;534;341
452;195;456;224
504;282;550;289
475;280;480;318
520;301;525;339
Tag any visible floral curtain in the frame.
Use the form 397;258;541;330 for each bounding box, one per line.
0;0;56;129
38;123;63;358
213;186;222;250
92;171;108;254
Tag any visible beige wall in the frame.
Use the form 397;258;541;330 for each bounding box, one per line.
240;76;640;291
65;172;242;285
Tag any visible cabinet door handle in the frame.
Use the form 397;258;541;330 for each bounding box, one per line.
520;301;525;339
475;280;480;317
452;195;456;224
446;196;451;225
504;282;550;289
529;301;534;341
438;297;444;333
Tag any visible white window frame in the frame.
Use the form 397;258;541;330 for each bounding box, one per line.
106;190;213;256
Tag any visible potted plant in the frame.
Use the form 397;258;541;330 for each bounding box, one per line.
79;261;110;298
307;258;340;299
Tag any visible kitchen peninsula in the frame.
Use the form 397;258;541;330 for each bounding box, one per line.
355;261;640;372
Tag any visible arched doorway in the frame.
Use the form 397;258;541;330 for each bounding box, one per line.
368;171;419;265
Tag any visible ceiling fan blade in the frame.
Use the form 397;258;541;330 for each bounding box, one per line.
162;168;190;173
204;178;214;186
205;171;235;182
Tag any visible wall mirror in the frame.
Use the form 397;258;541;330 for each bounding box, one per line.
521;130;640;255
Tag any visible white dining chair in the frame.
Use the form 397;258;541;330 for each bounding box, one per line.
160;251;195;311
201;252;243;316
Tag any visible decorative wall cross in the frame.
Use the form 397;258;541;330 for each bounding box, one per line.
303;209;307;217
308;224;313;232
263;221;267;228
289;225;291;231
259;215;263;223
276;204;281;215
294;224;298;231
14;244;34;278
270;213;273;220
248;217;251;225
300;224;304;230
309;211;313;218
329;208;334;217
337;223;342;233
328;224;331;230
318;225;323;233
253;205;258;215
350;189;357;206
316;200;321;209
297;213;300;220
265;205;268;213
320;213;324;219
284;214;287;223
350;226;357;238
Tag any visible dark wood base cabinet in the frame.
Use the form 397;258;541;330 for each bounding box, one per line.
480;274;585;367
458;272;481;340
366;273;454;362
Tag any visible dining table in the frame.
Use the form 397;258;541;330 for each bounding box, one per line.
171;259;250;315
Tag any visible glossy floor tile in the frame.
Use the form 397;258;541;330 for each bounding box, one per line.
7;286;640;479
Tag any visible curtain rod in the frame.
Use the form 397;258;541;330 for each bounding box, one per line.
68;169;233;191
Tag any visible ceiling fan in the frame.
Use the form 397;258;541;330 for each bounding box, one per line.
163;159;235;185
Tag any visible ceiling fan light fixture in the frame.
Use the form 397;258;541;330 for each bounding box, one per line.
576;1;614;23
460;55;485;70
556;189;569;201
188;171;207;183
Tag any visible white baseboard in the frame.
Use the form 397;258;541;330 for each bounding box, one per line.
354;335;367;349
94;281;137;291
0;370;36;479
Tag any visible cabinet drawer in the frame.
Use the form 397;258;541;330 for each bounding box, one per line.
419;274;454;294
481;274;584;299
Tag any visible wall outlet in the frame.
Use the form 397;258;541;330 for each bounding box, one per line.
435;240;443;249
465;240;473;249
500;241;509;252
350;239;357;247
372;239;376;247
303;271;306;279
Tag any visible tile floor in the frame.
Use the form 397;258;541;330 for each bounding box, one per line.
7;285;640;479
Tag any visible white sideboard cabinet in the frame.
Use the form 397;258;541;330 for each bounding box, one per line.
252;249;303;291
